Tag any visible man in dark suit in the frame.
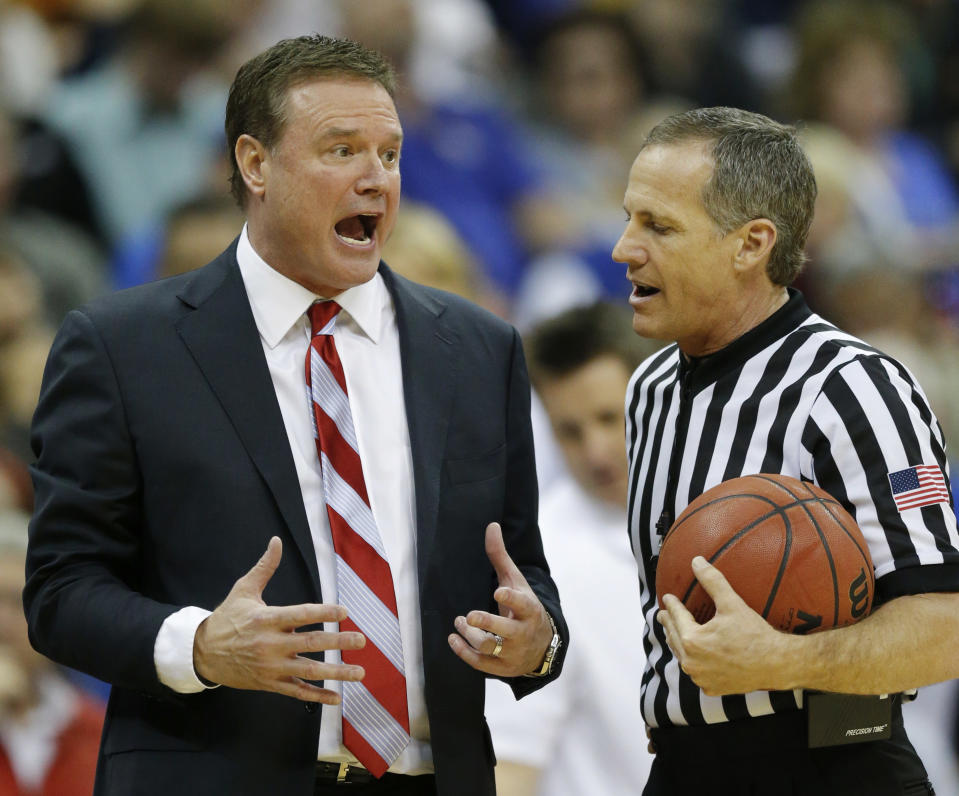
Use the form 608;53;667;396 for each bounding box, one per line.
23;35;567;796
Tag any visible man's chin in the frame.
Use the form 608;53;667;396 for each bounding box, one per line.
591;480;627;509
326;253;382;291
351;248;383;275
630;313;651;337
631;315;671;344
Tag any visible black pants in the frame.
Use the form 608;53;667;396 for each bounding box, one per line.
644;701;934;796
314;773;436;795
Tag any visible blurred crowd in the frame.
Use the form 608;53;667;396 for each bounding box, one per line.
0;0;958;793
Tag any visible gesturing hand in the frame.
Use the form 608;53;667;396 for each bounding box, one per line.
657;556;794;696
447;522;553;677
193;536;366;703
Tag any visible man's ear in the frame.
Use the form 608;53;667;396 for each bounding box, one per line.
733;218;777;275
235;134;269;200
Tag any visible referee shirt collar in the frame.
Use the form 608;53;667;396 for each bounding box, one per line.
679;288;811;389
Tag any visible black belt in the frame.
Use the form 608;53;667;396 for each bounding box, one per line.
315;762;375;785
649;707;808;754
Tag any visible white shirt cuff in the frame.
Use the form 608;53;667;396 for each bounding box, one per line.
154;606;216;693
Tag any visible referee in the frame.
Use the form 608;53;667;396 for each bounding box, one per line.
616;107;959;795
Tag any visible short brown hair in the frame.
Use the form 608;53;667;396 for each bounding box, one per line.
225;35;396;207
642;107;817;286
525;301;660;388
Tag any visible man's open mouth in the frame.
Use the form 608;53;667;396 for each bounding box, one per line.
633;283;660;298
334;213;379;245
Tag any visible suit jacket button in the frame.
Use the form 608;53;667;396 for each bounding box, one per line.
303;702;318;714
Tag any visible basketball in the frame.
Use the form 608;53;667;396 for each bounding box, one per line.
656;474;874;634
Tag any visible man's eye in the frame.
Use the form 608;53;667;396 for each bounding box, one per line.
383;149;399;165
332;146;350;157
648;221;670;234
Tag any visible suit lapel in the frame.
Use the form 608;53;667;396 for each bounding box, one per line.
381;265;458;585
174;248;321;593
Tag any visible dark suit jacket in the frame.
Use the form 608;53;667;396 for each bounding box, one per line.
24;244;567;796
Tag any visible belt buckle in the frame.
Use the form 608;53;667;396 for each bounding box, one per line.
337;762;350;783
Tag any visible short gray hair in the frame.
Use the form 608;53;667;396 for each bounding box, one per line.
642;107;817;286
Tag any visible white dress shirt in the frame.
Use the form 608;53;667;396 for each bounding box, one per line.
0;674;80;791
154;225;433;773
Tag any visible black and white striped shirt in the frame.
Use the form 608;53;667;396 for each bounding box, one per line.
626;289;959;728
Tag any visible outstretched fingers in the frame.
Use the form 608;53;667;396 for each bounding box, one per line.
193;537;371;698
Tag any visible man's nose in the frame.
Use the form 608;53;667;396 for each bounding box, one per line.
612;230;647;265
355;154;393;195
582;430;614;469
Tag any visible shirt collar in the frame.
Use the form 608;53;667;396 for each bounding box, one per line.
678;288;813;391
236;224;386;348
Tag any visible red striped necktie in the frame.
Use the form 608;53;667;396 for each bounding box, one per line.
305;300;411;777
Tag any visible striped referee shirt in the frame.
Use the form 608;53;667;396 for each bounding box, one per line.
626;289;959;729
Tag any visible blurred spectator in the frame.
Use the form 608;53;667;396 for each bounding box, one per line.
381;200;568;500
40;0;247;286
221;0;342;81
3;0;157;244
382;202;488;306
17;0;142;74
0;452;31;516
11;112;106;250
0;0;59;117
789;0;959;258
0;246;54;462
481;0;579;51
343;0;501;105
904;679;959;796
0;509;104;795
0;107;105;324
486;302;658;796
797;125;916;308
810;264;959;472
341;0;573;298
512;9;682;329
927;10;959;183
524;10;647;240
872;0;959;180
624;0;759;111
156;195;244;280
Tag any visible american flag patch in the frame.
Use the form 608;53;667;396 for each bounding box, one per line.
887;465;950;512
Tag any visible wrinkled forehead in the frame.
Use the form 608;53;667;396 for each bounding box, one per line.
276;76;401;137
